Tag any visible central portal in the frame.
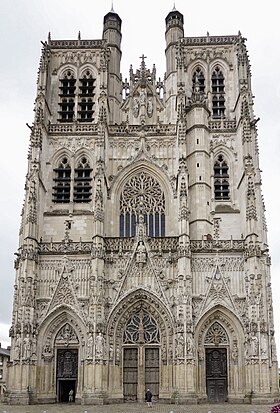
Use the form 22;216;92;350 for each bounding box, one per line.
123;347;159;401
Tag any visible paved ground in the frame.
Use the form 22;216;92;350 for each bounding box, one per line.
0;402;275;413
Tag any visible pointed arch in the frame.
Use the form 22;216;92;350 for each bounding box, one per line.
58;68;76;122
107;288;174;342
195;306;244;350
211;65;225;118
78;67;96;122
120;171;166;237
192;66;205;93
109;161;174;237
37;307;86;359
53;155;71;203
74;155;93;203
214;153;230;200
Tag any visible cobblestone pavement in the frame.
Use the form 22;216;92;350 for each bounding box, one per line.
0;402;274;413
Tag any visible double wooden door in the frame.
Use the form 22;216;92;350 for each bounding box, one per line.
206;348;228;402
123;347;159;401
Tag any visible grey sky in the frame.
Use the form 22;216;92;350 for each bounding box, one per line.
0;0;279;357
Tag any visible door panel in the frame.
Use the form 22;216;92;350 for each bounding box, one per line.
145;348;159;400
206;348;227;402
123;348;138;401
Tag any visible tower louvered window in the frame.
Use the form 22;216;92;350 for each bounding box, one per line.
192;67;205;93
74;157;93;202
120;172;165;237
78;71;95;122
214;155;230;200
211;66;225;118
53;157;71;203
58;71;76;122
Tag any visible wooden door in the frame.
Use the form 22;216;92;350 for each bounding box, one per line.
56;349;78;402
123;348;138;401
206;348;228;402
145;348;159;400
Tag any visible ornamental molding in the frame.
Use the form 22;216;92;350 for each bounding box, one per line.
49;135;96;152
37;238;246;255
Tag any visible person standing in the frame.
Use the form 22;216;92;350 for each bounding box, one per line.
145;388;153;407
68;389;74;402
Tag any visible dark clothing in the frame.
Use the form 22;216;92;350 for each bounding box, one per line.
145;390;152;402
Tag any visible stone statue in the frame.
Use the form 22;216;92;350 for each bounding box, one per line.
147;98;153;116
186;335;193;355
14;334;21;360
95;332;104;358
133;96;139;117
136;241;146;264
139;90;146;105
87;333;94;359
176;334;184;357
260;334;268;356
23;334;32;359
251;333;259;356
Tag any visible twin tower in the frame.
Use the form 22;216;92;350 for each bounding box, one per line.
7;6;279;406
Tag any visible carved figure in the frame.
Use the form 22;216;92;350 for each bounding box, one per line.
136;241;146;264
186;335;193;355
23;334;32;359
232;342;238;361
176;334;184;357
260;334;268;356
14;334;21;360
133;97;140;117
147;98;153;116
95;332;104;358
139;90;146;105
251;333;259;356
87;333;94;358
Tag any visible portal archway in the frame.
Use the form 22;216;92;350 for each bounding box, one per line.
195;307;245;402
107;289;174;401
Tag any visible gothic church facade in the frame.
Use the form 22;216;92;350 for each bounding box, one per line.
7;7;279;405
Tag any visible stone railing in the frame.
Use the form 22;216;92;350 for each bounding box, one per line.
49;39;105;49
48;123;99;134
108;124;177;136
183;35;238;46
208;119;237;131
38;238;244;255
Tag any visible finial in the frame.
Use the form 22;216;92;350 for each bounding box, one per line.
48;32;51;43
110;1;115;12
172;2;177;11
78;31;81;40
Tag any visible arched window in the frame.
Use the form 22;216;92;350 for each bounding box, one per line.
192;67;205;93
214;155;230;200
53;157;71;203
78;71;95;122
211;66;225;118
123;310;160;344
120;172;165;237
58;71;76;122
204;322;228;345
74;157;93;203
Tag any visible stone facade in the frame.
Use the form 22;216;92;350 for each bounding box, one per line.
7;7;279;406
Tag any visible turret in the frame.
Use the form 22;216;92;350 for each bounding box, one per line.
103;10;122;49
165;7;184;77
102;9;122;123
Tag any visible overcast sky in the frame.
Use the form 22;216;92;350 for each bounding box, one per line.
0;0;279;358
